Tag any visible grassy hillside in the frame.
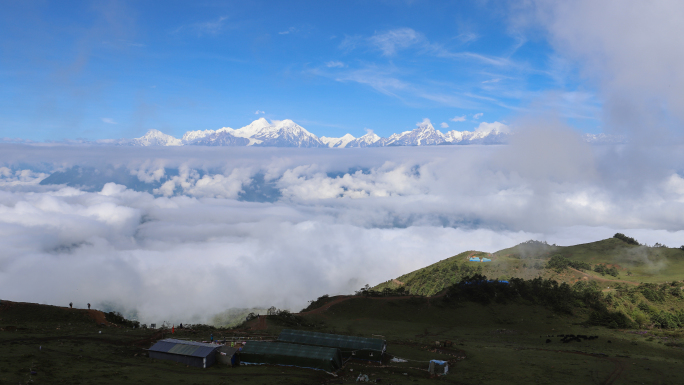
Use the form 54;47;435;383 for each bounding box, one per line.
374;235;684;296
4;294;684;384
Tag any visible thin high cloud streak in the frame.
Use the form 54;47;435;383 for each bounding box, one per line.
1;131;684;323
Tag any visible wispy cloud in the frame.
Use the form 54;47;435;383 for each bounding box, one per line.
440;122;449;128
254;110;265;115
369;28;423;56
483;78;501;84
339;35;362;53
279;27;296;35
326;61;345;68
102;118;117;124
473;113;483;119
176;16;230;36
451;115;466;122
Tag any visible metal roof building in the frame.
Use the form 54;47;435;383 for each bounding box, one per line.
277;329;386;361
148;339;219;368
240;341;343;372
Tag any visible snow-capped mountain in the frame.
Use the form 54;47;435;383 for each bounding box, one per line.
443;122;510;145
188;130;250;146
107;118;625;148
321;134;356;148
126;129;183;146
381;119;446;146
249;119;325;147
347;132;382;147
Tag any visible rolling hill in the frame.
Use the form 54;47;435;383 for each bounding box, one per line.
373;235;684;296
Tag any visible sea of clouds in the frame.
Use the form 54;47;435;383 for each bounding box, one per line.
1;122;684;323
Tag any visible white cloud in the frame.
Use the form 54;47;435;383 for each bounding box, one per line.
326;61;345;68
369;28;423;56
474;121;509;134
102;118;117;124
451;115;466;122
2;139;684;322
520;0;684;139
473;113;483;119
482;78;501;83
440;122;449;128
279;27;296;35
254;110;265;115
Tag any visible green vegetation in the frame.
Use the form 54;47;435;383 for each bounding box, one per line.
593;263;619;277
546;254;591;272
211;307;269;327
613;232;640;245
3;235;684;384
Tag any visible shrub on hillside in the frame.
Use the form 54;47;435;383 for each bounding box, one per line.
104;311;140;328
594;264;619;277
303;295;331;312
546;255;591;272
613;233;640;245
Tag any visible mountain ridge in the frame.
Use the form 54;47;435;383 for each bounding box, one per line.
72;118;626;148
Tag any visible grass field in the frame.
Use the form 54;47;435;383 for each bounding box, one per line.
2;293;684;384
2;236;684;384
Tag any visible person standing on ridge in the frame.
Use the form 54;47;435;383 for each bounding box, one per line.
69;302;72;309
87;303;90;310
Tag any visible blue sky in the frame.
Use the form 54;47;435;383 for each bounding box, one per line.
1;1;603;141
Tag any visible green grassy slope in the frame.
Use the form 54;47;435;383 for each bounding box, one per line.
4;296;684;385
374;236;684;296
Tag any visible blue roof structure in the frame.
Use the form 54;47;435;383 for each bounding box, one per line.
149;338;218;358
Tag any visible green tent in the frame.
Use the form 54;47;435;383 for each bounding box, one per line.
240;341;343;372
278;329;386;361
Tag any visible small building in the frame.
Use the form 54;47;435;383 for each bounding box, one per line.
469;257;481;262
216;345;239;366
277;329;386;362
428;359;448;376
240;341;343;372
148;338;219;368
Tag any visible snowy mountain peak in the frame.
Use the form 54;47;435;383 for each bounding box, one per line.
112;118;521;148
321;133;356;148
130;129;182;146
346;132;382;147
382;118;445;146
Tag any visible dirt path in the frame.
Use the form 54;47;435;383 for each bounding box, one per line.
243;316;268;330
85;309;112;325
568;268;639;286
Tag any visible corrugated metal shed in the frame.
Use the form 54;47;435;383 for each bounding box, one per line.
240;341;343;372
148;339;219;368
216;345;239;366
277;329;386;361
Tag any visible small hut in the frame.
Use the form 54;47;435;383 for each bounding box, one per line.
428;359;448;376
148;339;219;368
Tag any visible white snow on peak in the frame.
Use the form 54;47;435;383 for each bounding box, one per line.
346;132;381;147
382;119;446;146
444;121;510;144
115;118;519;148
231;117;272;138
321;133;356;148
130;129;182;146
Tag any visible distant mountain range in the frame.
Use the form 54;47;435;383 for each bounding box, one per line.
37;118;624;147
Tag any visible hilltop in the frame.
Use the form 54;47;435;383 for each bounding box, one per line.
373;235;684;296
